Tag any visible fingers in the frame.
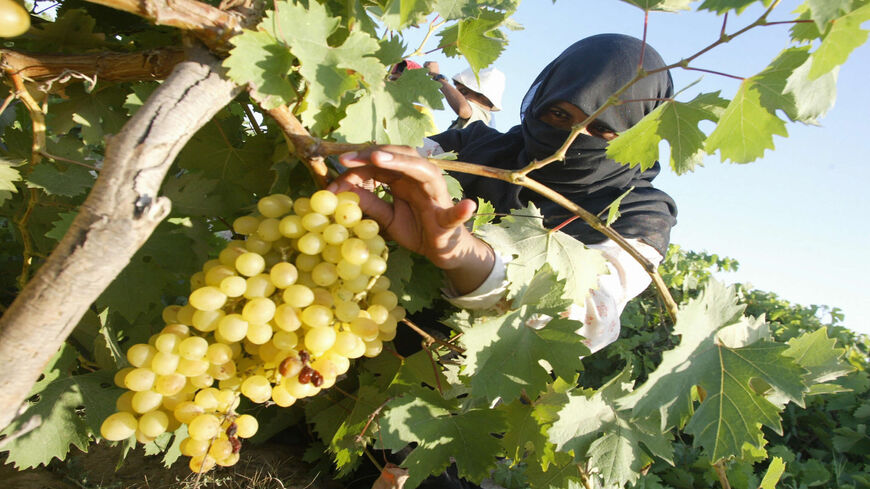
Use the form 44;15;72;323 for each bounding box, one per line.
327;172;396;230
339;148;447;199
438;198;477;229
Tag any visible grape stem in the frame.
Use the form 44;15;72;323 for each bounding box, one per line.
714;461;732;489
401;318;465;354
355;396;392;443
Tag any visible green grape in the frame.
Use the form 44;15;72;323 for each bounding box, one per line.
180;437;210;457
256;218;282;242
138;410;169;438
304;326;337;354
208;438;234;460
301;212;329;232
301;304;333;328
311;262;338;287
295;253;321;272
245;236;276;254
189;286;227;311
189;454;217;473
390;305;406;320
272;330;298;350
342;274;371;293
190;271;206;290
242;297;276;324
127;343;157;368
321;244;343;263
309;189;339;215
220;276;247;298
234;414;259;438
332;331;362;357
246;321;273;345
177;357;210;377
258;194;292;218
151;351;180;375
173;401;204;424
155;373;187;396
194;388;220;411
283;284;314;308
192;309;224;333
292;197;311;215
353;219;380;240
297;232;325;255
244;274;275;299
336;260;361;280
207;361;236;381
271;383;297;407
273;304;302;331
367;304;390;325
178;336;209;360
364;235;387;255
269;262;298;288
206;343;233;364
162;305;182;324
321;223;349;245
278;214;305;238
334;300;360;323
364;338;384;358
341;238;370;265
235;252;266;277
371;290;399;310
100;412;138;441
131;390;163;413
333;201;362;227
125;368;157;391
241;375;272;403
233;215;261;235
188;413;222;441
350;317;380;342
361;256;387;276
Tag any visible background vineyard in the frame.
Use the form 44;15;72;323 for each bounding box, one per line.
1;0;868;488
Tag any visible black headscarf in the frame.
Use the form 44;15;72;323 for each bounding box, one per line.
430;33;678;256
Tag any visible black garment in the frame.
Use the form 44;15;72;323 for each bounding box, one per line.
431;33;677;256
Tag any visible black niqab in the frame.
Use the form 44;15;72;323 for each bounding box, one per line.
431;33;678;256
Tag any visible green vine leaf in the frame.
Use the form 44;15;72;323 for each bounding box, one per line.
807;0;853;30
438;10;511;73
45;211;77;242
0;159;22;206
809;3;870;79
618;281;808;463
698;0;770;15
617;0;693;12
384;246;442;314
224;29;299;110
25;164;94;198
379;386;508;489
784;56;838;124
380;0;434;30
549;368;672;488
524;451;584;489
435;0;521;20
477;204;608;306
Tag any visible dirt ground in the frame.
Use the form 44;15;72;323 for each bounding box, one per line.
0;441;349;489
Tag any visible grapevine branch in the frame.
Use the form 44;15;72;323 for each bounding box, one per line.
401;318;465;354
0;45;242;433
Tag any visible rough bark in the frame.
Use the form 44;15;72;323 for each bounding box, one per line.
0;46;241;432
0;48;185;84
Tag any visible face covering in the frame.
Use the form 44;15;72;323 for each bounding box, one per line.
431;33;678;256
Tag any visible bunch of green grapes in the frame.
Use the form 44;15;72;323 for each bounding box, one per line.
100;190;404;473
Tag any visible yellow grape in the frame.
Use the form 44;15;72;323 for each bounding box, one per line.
332;331;363;357
278;214;305;238
309;189;339;215
208;438;234;460
242;297;276;324
342;274;371;293
321;223;349;245
194;388;221;411
155;373;187;396
336;191;360;203
271;330;298;350
301;212;329;232
297;232;325;255
243;274;275;299
180;437;210;457
189;454;217;473
178;336;209;360
364;235;387;255
257;194;292;218
162;305;182;324
341;238;370;265
190;272;206;290
216;452;241;467
304;326;337;354
321;244;343;263
175;305;197;326
218;314;249;343
131;390;163;414
269;262;298;288
244;236;272;255
192;309;224;333
311;262;338;286
188;413;222;441
204;265;235;287
295;253;321;272
207;361;237;381
124;368;156;392
151;352;180;376
336;260;362;280
370;290;399;310
190;373;215;389
126;343;157;368
232;215;261;235
245;321;273;345
271;383;297;407
256;218;282;242
114;367;134;388
292;197;311;215
218;245;246;268
362;256;388;277
353;219;380;240
173;401;204;424
100;412;138;441
234;414;259;438
235;252;266;277
115;391;135;412
364;338;384;358
333;201;362;226
206;343;233;364
220;276;247;297
138;410;169;438
240;375;271;403
283;284;314;308
177;357;210;377
300;305;333;328
189;286;227;311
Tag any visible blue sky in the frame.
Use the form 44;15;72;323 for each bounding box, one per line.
408;1;870;335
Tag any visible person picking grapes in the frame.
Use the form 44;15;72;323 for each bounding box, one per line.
329;33;677;357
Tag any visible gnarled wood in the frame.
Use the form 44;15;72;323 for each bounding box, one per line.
0;46;241;433
0;48;185;84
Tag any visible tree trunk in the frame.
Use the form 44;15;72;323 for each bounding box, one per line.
0;45;241;432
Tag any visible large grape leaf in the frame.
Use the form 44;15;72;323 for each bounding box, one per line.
224;29;299;110
606;92;728;174
25;163;94;197
781;327;854;396
498;378;572;469
476;204;608;307
49;84;129;146
379;386;507;489
704;78;787;164
784;56;838;125
0;344;121;469
524;451;584;489
160;172;230;217
438;9;511;74
809;3;870;79
263;1;386;126
379;0;433;29
0;160;22;206
27;9;106;53
548;369;672;488
618;281;807;463
808;0;853;30
698;0;770;15
435;0;520;20
752;47;810;122
617;0;693;11
384;246;442;314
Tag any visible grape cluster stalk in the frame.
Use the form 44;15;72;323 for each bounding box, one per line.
100;190;405;472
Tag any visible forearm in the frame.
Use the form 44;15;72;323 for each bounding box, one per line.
438;80;473;119
443;234;496;295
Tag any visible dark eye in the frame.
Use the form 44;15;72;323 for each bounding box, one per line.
548;107;569;120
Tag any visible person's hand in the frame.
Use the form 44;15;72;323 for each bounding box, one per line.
327;146;495;294
424;61;440;75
